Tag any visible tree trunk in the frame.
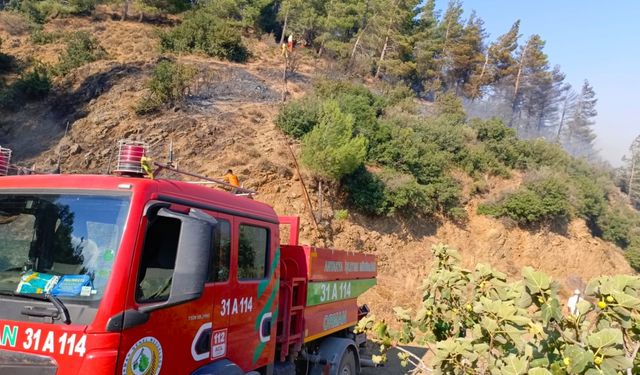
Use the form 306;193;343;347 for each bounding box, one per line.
478;49;489;83
317;180;323;222
121;0;130;21
555;96;570;142
138;10;143;22
279;7;289;45
629;155;637;202
513;40;529;99
349;26;366;68
374;26;391;79
349;7;377;70
281;53;288;102
510;40;530;128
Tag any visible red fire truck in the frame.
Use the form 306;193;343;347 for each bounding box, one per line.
0;143;377;375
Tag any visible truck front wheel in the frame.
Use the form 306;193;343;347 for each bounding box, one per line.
337;349;356;375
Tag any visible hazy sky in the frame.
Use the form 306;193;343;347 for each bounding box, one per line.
434;0;639;166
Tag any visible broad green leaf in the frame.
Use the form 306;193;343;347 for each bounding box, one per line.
600;347;625;357
602;355;633;370
482;316;499;333
529;357;549;368
564;345;593;373
540;299;561;324
518;291;533;308
523;267;551;294
393;307;412;321
611;291;640;309
501;354;528;375
506;315;533;326
598;361;620;375
577;299;593;315
527;369;551;375
587;328;623;349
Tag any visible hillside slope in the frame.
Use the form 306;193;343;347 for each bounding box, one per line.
0;14;634;323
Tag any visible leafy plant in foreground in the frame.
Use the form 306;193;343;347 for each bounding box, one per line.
357;244;640;374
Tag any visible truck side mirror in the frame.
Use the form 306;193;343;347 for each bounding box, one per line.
139;208;216;313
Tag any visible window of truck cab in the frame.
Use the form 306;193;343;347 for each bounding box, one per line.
136;206;231;302
0;192;131;304
237;223;270;281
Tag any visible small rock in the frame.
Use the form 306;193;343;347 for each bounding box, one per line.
70;144;82;155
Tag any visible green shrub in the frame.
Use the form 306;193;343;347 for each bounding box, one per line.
627;239;640;272
469;117;516;142
374;125;451;184
470;179;490;196
461;146;510;177
434;91;466;125
379;83;415;107
300;100;367;180
0;37;13;73
135;60;194;115
379;169;436;217
13;64;51;99
10;0;96;23
515;139;570;169
343;166;389;216
160;9;248;62
479;176;570;224
313;80;382;111
0;63;51;110
31;29;64;45
55;32;106;76
274;97;321;138
574;176;607;219
595;207;637;249
334;209;349;221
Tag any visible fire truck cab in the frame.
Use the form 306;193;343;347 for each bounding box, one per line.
0;173;376;375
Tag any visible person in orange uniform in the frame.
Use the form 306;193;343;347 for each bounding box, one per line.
223;169;240;188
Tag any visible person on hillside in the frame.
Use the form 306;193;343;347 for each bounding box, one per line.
287;34;294;52
223;169;240;188
567;289;581;316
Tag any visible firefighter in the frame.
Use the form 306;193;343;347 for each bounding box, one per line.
223;169;240;188
287;34;294;52
567;289;581;316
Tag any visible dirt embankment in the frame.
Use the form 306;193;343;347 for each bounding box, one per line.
0;14;634;328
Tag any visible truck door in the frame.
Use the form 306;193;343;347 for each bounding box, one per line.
207;214;232;363
225;218;279;371
117;204;217;375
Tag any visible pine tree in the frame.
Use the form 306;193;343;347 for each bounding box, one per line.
277;0;325;47
522;65;569;138
449;12;487;98
413;0;443;93
480;20;520;122
370;0;420;80
510;34;549;131
554;89;577;143
486;20;520;84
434;0;464;90
621;135;640;208
563;80;598;157
301;100;367;181
317;0;366;59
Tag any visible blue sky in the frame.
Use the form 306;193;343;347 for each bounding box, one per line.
434;0;640;166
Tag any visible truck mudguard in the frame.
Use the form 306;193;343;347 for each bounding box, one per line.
309;337;360;375
191;359;244;375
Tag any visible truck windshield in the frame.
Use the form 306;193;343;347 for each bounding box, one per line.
0;193;130;303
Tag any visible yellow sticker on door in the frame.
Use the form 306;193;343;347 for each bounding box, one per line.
122;337;163;375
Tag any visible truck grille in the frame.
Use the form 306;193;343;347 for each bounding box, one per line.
0;350;57;375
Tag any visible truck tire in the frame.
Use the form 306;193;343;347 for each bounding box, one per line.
337;350;356;375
